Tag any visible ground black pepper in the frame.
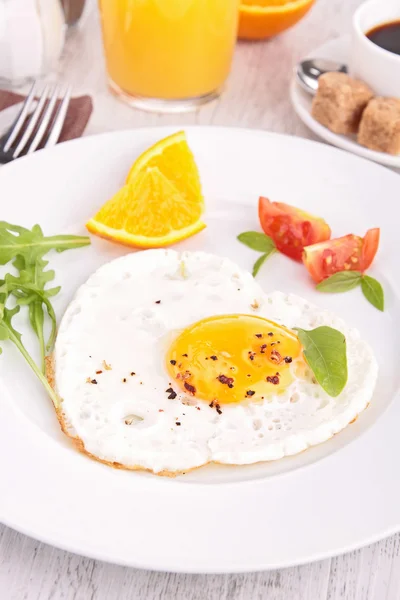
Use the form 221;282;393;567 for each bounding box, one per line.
184;382;196;395
217;374;234;388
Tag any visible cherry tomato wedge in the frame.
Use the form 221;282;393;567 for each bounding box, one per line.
302;228;380;283
258;197;331;261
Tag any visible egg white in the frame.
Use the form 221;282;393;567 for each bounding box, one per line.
53;250;378;474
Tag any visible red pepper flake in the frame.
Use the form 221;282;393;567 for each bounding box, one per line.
159;409;164;412
168;391;177;400
246;390;255;397
217;374;234;388
247;374;251;377
284;356;293;364
267;375;280;385
170;360;176;365
215;403;222;415
248;351;256;361
176;422;181;426
91;379;98;385
260;344;267;354
196;406;201;411
210;355;218;361
122;378;127;383
255;333;263;338
155;300;161;304
96;370;103;375
182;353;188;357
184;382;196;395
209;401;215;408
270;350;283;364
268;332;274;336
130;372;136;376
205;357;209;360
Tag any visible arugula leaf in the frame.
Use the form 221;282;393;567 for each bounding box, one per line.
316;271;362;293
252;250;275;277
0;303;59;408
0;221;90;404
5;271;59;367
0;222;89;372
0;222;90;265
361;275;384;311
296;326;348;397
237;231;275;253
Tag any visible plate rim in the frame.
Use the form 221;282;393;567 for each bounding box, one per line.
0;125;399;573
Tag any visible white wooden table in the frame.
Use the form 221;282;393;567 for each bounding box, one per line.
1;0;400;598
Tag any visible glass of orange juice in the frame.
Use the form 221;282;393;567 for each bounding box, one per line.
98;0;240;112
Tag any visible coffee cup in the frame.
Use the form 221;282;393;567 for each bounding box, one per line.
350;0;400;97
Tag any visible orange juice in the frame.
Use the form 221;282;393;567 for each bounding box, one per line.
98;0;239;106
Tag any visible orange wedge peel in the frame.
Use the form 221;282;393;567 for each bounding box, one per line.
86;131;206;248
238;0;315;40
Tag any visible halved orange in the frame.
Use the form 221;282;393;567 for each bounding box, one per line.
86;131;206;248
238;0;315;40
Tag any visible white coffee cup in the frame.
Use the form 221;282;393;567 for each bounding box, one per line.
350;0;400;97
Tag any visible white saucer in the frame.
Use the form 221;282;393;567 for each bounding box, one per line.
290;36;400;169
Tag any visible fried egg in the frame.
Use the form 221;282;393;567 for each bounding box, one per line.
53;250;378;475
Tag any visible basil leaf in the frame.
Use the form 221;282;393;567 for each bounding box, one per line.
252;248;276;277
237;231;275;253
296;326;348;397
361;275;384;311
316;271;362;293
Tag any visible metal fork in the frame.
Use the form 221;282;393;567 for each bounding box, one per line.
0;82;72;164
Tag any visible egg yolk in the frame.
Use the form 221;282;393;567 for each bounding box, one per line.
166;314;302;404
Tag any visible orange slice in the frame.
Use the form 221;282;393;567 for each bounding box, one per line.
86;131;205;248
126;130;204;210
238;0;315;40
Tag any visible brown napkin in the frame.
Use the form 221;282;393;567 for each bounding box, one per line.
0;90;93;143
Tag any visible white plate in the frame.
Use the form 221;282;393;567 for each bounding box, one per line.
290;36;400;169
0;127;399;573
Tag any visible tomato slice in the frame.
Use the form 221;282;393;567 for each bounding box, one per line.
258;197;331;261
302;228;380;283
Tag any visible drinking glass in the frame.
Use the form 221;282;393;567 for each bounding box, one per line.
98;0;240;112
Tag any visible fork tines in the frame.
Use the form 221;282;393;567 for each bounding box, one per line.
0;82;71;162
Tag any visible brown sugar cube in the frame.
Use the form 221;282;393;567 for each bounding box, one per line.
358;97;400;155
311;72;373;135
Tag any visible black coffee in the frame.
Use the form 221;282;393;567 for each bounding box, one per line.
366;20;400;56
